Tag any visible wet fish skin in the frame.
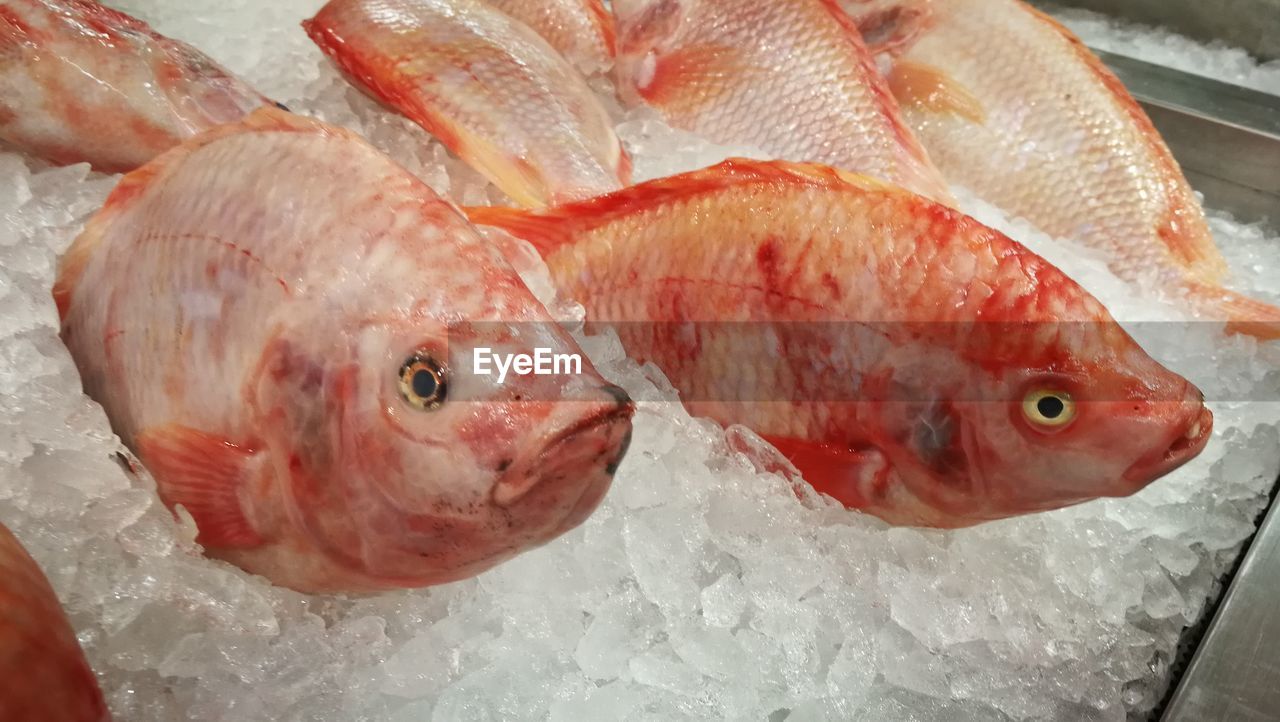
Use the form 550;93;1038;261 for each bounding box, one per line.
0;522;110;722
482;0;616;73
841;0;1280;338
469;159;1212;527
304;0;629;209
610;0;953;204
55;108;633;593
0;0;271;173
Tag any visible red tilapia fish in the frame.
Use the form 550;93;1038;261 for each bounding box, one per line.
54;108;633;593
0;522;110;722
610;0;953;204
304;0;630;209
483;0;616;73
469;160;1212;527
838;0;1280;338
0;0;272;173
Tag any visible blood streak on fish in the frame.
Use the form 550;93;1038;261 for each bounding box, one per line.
838;0;1280;339
0;522;110;722
0;0;272;173
304;0;630;209
55;108;633;593
482;0;616;73
468;159;1213;528
610;0;954;205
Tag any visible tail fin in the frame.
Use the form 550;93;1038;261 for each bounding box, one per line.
1185;280;1280;341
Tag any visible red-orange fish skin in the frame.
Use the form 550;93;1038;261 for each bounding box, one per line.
304;0;629;209
0;0;271;173
841;0;1280;338
0;522;110;722
611;0;953;205
56;108;633;593
469;159;1212;527
483;0;616;72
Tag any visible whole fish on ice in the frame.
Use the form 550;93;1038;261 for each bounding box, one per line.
0;0;271;173
610;0;953;204
470;159;1212;527
0;521;110;722
304;0;629;209
55;108;634;593
839;0;1280;338
483;0;616;73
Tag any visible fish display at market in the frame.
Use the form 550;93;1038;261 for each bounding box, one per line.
0;521;110;722
54;107;634;593
304;0;630;209
609;0;953;204
837;0;1280;339
483;0;616;73
0;0;273;173
468;159;1213;527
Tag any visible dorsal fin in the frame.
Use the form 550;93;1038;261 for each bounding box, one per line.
464;157;885;258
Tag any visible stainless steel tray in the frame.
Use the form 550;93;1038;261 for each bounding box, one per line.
1095;49;1280;722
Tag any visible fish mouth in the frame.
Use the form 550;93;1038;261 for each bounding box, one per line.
1121;403;1213;485
491;385;635;507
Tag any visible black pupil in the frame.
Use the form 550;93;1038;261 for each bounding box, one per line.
411;367;438;399
1037;395;1065;419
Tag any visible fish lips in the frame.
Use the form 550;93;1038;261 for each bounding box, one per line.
490;386;635;509
1120;403;1213;487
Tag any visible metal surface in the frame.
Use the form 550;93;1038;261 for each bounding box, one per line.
1094;49;1280;229
1162;485;1280;721
1047;0;1280;61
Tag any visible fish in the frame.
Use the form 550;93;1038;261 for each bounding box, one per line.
54;107;634;593
467;159;1212;527
482;0;616;73
837;0;1280;339
0;521;110;722
0;0;272;173
304;0;630;209
609;0;953;204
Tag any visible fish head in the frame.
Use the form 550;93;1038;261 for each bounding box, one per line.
257;309;633;589
871;324;1211;527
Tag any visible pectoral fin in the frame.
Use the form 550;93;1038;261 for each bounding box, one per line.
761;435;891;509
887;60;987;125
135;424;265;548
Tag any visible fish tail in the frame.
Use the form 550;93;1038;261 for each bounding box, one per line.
1184;280;1280;341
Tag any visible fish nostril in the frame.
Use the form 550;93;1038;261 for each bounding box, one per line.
600;384;632;409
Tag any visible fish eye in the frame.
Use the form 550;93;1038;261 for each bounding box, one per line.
1022;389;1075;429
398;353;447;410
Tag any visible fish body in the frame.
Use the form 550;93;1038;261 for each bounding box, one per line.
470;160;1211;527
55;108;633;593
0;522;110;722
483;0;615;73
610;0;953;204
842;0;1280;337
304;0;629;209
0;0;271;172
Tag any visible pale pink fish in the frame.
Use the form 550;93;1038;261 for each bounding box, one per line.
610;0;953;204
54;108;633;593
840;0;1280;339
0;0;272;173
305;0;630;209
482;0;616;73
0;521;110;721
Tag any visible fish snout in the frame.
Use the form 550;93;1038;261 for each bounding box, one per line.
490;385;635;507
1121;387;1213;484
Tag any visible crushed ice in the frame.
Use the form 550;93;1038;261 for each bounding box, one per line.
0;1;1277;719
